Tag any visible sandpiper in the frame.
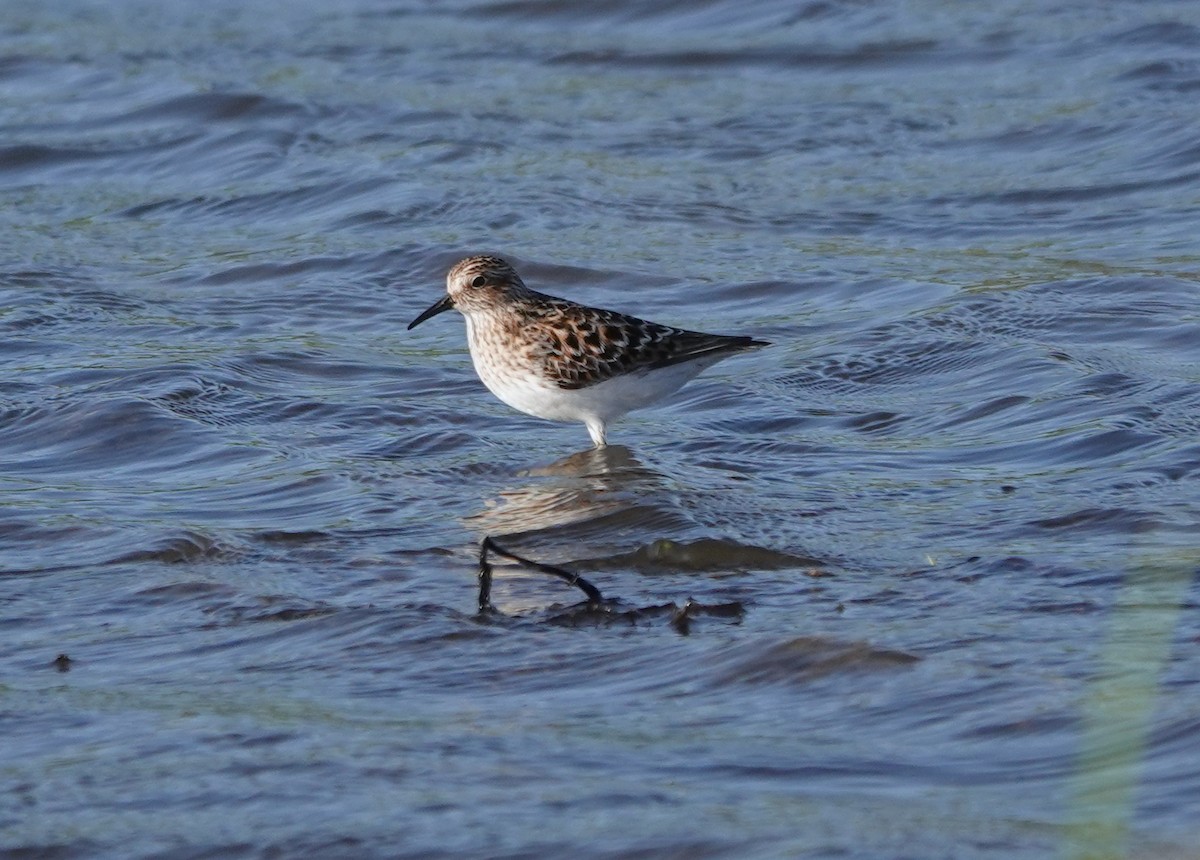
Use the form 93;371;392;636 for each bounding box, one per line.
408;255;769;447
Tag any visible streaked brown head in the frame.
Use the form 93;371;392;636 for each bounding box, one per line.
407;255;528;329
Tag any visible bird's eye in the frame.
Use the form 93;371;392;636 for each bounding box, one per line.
471;275;487;288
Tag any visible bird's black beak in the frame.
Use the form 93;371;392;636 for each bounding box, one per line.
407;295;455;330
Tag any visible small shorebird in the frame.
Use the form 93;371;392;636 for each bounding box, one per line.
408;255;769;447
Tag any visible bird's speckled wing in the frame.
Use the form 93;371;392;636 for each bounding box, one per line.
515;291;766;390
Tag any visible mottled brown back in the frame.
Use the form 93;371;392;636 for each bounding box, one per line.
513;290;767;390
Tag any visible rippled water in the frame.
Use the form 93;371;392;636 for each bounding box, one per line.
3;1;1199;857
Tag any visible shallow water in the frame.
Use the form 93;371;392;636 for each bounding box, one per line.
2;0;1199;857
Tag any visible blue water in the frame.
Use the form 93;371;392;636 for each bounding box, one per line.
2;1;1198;857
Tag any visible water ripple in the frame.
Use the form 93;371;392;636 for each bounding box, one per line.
3;1;1199;857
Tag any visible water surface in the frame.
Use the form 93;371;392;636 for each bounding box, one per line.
2;1;1199;857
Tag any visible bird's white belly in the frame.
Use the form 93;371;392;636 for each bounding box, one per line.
470;346;714;425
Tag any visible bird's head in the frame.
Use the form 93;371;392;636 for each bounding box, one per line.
407;255;528;329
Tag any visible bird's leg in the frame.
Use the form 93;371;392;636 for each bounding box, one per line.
586;420;607;448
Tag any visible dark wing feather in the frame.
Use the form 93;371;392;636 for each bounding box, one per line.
517;291;767;390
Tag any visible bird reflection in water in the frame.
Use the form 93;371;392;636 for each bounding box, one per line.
465;445;662;615
464;444;664;538
466;445;748;628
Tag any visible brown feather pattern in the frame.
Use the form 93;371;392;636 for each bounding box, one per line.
503;290;765;390
427;254;768;393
